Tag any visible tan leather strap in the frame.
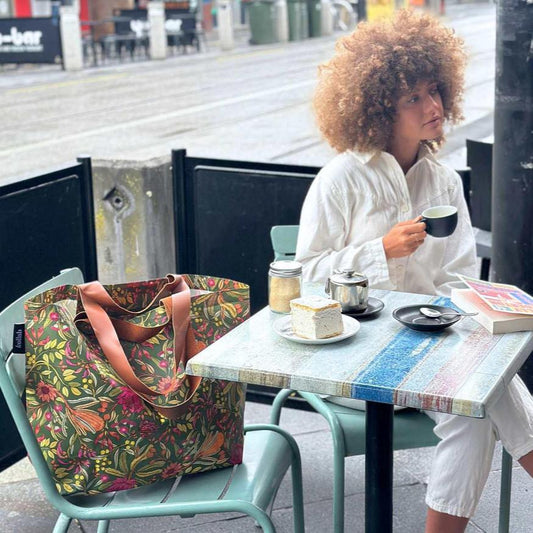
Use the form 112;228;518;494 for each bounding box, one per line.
78;274;184;317
75;314;171;343
77;277;191;404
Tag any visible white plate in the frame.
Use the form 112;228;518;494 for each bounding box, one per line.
273;315;360;345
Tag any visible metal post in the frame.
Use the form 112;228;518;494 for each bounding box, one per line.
492;0;533;292
365;401;394;533
492;0;533;390
148;1;167;60
217;0;235;51
320;0;333;36
59;4;83;70
275;0;289;42
76;156;99;281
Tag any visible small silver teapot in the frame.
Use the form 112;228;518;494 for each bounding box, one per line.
325;268;369;313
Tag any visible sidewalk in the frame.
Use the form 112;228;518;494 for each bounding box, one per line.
0;399;531;532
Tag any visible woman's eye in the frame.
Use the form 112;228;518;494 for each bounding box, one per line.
429;88;439;95
408;96;419;104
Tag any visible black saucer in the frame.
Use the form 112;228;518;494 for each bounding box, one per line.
392;304;461;332
343;297;385;319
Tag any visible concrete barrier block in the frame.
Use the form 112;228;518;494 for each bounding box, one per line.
92;156;176;283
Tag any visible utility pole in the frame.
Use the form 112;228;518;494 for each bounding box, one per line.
491;0;533;387
492;0;532;290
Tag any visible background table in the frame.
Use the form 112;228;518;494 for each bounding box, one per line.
187;288;533;531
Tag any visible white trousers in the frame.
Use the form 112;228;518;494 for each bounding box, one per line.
424;375;533;518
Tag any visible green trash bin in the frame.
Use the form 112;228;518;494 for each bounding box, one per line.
287;0;309;41
248;0;278;45
307;0;321;37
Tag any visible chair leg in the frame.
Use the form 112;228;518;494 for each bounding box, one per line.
332;449;345;533
270;389;295;425
236;500;276;533
97;519;110;533
52;514;72;533
498;448;513;533
298;392;347;533
480;257;491;281
290;440;305;533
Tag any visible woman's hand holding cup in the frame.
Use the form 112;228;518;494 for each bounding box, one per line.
383;217;427;259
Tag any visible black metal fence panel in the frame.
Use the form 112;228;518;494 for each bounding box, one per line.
171;149;320;313
0;157;97;472
191;165;314;313
0;17;61;64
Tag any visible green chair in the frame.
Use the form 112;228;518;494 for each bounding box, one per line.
269;225;513;533
0;268;305;533
271;225;300;261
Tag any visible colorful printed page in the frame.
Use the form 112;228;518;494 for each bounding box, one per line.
458;275;533;315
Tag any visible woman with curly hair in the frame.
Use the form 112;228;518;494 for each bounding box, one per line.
295;9;533;532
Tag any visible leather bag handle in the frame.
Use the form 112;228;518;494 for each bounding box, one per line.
76;276;196;418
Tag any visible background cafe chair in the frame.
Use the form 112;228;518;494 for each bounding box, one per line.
269;225;513;533
0;268;305;533
465;138;493;281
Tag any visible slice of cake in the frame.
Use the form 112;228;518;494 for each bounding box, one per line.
290;295;343;340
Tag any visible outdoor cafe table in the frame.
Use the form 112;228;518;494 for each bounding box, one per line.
186;286;533;532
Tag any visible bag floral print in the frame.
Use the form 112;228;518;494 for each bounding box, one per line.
25;274;249;495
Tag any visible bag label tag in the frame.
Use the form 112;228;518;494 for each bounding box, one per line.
12;323;25;355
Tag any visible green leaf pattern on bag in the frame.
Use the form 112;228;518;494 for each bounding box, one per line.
25;275;249;495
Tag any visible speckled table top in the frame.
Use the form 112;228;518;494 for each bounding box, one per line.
187;286;533;418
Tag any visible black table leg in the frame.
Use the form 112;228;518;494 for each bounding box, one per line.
365;401;394;533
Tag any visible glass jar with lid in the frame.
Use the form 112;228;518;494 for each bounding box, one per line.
268;260;303;313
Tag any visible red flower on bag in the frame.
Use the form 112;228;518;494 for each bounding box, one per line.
161;463;181;478
117;387;145;413
157;377;179;395
140;421;158;437
109;478;137;491
36;381;59;402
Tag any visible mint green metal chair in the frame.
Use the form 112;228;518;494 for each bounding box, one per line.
0;268;305;533
271;225;300;261
269;225;513;533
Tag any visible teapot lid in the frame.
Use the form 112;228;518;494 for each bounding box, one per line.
329;268;367;286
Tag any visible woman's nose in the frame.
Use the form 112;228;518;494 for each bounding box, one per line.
425;94;440;112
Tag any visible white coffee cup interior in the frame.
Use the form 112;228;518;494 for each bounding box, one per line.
422;205;457;219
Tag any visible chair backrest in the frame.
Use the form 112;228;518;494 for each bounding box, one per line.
271;225;299;261
0;268;83;500
466;139;492;231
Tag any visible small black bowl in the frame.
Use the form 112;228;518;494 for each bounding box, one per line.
392;304;461;332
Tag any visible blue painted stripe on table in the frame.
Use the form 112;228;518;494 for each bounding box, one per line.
350;297;450;403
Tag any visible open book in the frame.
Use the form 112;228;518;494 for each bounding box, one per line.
451;276;533;334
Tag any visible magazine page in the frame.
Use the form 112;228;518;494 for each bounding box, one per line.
458;275;533;315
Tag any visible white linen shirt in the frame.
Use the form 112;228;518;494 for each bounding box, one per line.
295;146;478;296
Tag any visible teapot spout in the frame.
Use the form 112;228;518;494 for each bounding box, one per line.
325;277;331;296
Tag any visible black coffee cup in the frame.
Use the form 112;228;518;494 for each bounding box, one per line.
420;205;458;238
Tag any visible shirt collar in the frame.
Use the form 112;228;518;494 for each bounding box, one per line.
348;150;378;165
416;143;439;164
349;144;440;166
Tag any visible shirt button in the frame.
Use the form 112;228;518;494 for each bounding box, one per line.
401;204;409;213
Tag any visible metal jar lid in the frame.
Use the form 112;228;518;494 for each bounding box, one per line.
328;268;368;286
269;260;303;277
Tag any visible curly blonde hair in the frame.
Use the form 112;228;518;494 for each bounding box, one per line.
314;9;467;153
